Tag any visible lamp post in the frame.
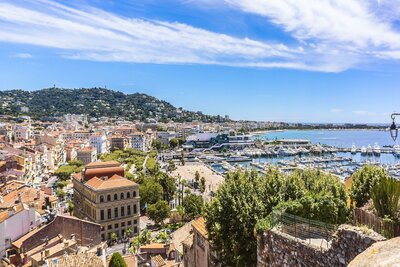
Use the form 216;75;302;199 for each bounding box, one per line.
390;113;400;142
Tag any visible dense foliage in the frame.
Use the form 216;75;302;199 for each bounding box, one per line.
350;165;389;208
205;169;348;267
147;200;170;225
0;88;229;122
182;193;204;221
371;175;400;219
109;252;127;267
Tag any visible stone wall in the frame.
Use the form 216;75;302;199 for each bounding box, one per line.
257;225;385;267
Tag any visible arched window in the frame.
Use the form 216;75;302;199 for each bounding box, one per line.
114;194;118;201
127;192;131;198
107;195;111;201
100;195;104;203
120;192;124;199
133;191;137;197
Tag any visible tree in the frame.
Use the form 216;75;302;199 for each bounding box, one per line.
183;193;204;221
54;165;80;180
167;160;176;173
200;177;206;193
205;169;348;266
56;189;66;199
109;252;127;267
67;159;83;167
372;175;400;219
139;179;163;210
169;138;179;149
194;171;200;188
110;232;117;243
67;200;74;215
350;165;388;207
159;173;177;203
147;200;170;225
157;231;169;243
126;228;133;238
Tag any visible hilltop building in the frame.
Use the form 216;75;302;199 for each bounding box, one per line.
72;161;140;241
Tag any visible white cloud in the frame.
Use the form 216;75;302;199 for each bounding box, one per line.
353;110;376;116
0;0;321;70
330;108;343;113
0;0;399;71
12;53;33;59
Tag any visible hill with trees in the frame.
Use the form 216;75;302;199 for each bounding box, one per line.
0;87;229;122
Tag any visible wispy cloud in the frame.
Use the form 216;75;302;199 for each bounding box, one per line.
353;110;376;116
0;0;400;72
190;0;400;69
0;0;314;70
330;108;343;113
12;53;33;59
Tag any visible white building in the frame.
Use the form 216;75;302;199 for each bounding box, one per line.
89;134;108;154
0;203;37;258
14;125;32;140
129;132;146;151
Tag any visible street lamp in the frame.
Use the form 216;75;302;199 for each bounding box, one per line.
390;113;400;142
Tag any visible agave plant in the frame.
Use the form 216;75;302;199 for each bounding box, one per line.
372;176;400;219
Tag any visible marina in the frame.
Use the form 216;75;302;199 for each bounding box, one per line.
201;130;400;181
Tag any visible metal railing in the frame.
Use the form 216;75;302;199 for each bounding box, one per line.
270;210;338;249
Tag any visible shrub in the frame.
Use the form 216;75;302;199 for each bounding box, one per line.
109;252;127;267
372;176;400;219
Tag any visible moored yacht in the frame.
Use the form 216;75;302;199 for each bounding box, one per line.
367;145;373;156
393;145;400;158
351;144;357;154
361;146;367;156
373;143;381;156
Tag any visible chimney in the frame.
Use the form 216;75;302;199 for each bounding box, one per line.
36;190;40;200
18;192;23;204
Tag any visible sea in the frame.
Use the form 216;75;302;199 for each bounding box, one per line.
256;129;395;148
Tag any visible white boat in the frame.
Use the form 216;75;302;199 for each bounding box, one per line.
373;143;381;156
367;145;373;155
361;146;367;156
351;144;357;154
393;145;400;157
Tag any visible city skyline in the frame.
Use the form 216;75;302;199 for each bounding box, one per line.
1;0;400;123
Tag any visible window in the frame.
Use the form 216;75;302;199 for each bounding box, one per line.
107;209;112;219
100;210;104;221
128;220;131;226
133;204;137;214
134;226;138;234
121;206;125;217
100;195;104;203
121;222;125;227
107;195;111;201
114;194;118;201
115;223;119;229
127;205;131;215
134;219;137;225
101;226;105;231
108;225;112;230
101;234;105;241
114;207;118;218
133;191;137;197
127;192;131;198
120;192;124;199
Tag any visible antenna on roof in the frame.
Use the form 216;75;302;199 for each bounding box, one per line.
53;84;56;89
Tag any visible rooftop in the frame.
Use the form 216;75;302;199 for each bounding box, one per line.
192;217;207;239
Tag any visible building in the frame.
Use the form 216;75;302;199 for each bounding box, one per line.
9;215;101;266
76;147;97;165
129;132;146;151
72;161;140;241
89;134;108;154
0;203;37;259
182;217;213;267
109;136;130;151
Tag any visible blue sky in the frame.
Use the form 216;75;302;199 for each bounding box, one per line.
1;0;400;123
